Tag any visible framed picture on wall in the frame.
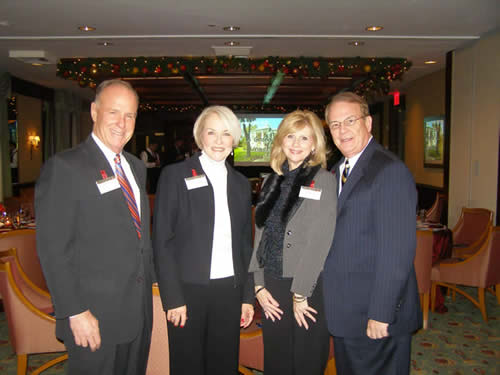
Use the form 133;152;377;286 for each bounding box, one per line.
423;115;445;168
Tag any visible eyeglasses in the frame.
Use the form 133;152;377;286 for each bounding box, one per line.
328;115;367;130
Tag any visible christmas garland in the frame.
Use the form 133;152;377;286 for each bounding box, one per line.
57;56;411;111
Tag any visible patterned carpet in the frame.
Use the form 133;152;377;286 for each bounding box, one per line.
0;288;498;374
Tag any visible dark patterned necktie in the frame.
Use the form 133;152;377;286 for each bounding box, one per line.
342;159;350;187
114;154;141;239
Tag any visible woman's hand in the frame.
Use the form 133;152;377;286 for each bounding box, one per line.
293;297;317;330
255;287;283;322
167;305;187;327
240;303;255;328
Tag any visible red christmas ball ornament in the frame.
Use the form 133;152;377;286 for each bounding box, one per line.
250;64;257;71
313;61;320;69
263;60;270;68
167;63;173;69
207;66;213;73
63;71;70;78
180;65;187;72
223;63;228;69
302;69;308;77
338;65;345;72
154;66;162;73
80;66;87;73
142;67;149;74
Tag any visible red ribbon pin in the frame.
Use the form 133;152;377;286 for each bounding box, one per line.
191;169;197;177
309;180;315;188
100;170;108;179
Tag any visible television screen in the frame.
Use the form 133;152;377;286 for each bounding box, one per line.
234;114;284;166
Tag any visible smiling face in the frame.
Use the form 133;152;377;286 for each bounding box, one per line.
281;125;315;170
327;101;372;159
200;113;234;162
91;84;138;154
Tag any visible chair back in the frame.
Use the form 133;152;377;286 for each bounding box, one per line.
481;226;500;286
414;231;434;293
0;229;48;292
425;193;445;223
146;284;169;375
452;208;493;247
0;256;64;355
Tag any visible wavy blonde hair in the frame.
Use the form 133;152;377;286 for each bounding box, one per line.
193;105;242;148
270;110;327;175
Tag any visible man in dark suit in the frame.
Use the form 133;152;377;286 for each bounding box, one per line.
36;79;154;375
322;92;421;375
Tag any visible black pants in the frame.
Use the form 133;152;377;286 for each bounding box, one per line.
262;274;329;375
65;313;150;375
333;334;412;375
168;276;242;375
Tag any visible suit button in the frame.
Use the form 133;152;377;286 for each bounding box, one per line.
287;230;292;235
286;243;291;248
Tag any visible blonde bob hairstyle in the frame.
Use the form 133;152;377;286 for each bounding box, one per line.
193;106;242;148
270;110;327;175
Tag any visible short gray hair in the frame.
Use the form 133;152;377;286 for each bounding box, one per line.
95;79;139;106
325;92;369;123
193;106;241;148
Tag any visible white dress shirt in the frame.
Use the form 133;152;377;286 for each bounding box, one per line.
199;152;234;279
338;136;373;196
92;133;141;218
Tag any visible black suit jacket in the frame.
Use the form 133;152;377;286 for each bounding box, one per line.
35;136;154;344
153;154;253;310
323;139;421;337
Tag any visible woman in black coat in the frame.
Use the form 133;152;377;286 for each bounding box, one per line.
153;106;254;375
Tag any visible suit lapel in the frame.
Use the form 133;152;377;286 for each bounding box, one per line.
337;139;376;213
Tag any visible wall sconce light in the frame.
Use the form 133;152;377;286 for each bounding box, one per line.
28;134;40;159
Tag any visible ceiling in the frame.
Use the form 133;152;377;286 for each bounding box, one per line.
0;0;498;107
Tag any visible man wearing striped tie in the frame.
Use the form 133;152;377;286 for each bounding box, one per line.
36;79;154;375
322;92;421;375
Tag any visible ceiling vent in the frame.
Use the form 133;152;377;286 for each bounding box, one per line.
211;46;252;58
9;50;57;65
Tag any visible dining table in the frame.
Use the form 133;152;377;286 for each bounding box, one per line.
417;221;453;312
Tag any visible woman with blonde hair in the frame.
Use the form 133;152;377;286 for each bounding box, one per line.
154;105;254;375
249;109;337;374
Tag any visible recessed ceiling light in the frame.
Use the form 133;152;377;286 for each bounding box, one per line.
208;24;217;28
98;42;113;46
424;60;437;64
348;41;365;46
78;25;96;31
31;63;43;67
223;26;240;31
224;41;240;46
365;25;383;32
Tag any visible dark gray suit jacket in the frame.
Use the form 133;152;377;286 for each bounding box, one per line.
35;136;154;344
323;139;421;337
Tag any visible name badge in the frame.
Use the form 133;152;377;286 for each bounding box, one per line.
299;186;322;200
96;176;120;194
185;175;208;190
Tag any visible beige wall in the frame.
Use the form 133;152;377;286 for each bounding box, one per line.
404;69;446;188
16;94;42;183
449;30;500;226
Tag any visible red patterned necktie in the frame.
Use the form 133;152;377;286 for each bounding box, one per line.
114;154;141;239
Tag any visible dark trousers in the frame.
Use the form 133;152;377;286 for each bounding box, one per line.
168;276;242;375
65;314;150;375
262;274;329;375
333;334;412;375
